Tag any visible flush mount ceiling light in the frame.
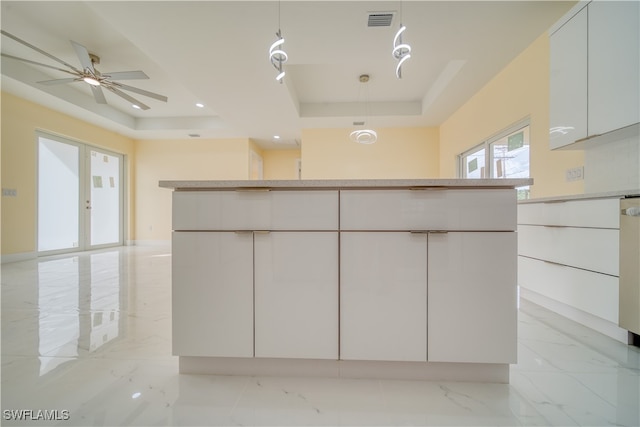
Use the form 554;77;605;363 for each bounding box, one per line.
269;2;288;83
392;2;411;78
349;74;378;144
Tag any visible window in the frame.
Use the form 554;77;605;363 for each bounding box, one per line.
459;121;530;200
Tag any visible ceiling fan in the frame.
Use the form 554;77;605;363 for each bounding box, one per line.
0;30;168;110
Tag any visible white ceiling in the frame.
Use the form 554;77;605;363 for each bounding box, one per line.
1;1;575;149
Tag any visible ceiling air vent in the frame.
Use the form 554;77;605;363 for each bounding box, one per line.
353;121;365;126
367;12;394;27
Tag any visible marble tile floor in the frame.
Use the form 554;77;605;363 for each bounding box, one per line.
1;245;639;426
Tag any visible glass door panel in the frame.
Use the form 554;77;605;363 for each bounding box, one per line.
89;149;122;247
38;134;124;255
38;137;81;253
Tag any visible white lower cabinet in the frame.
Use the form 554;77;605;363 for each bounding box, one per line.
254;232;339;359
519;256;619;323
428;232;517;363
172;232;254;357
518;224;619;276
340;232;427;362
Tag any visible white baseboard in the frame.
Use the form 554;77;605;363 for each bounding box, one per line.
179;357;510;383
520;287;629;343
129;240;171;247
1;251;37;264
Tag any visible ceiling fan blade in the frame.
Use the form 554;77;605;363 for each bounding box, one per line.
1;53;79;76
91;85;107;104
102;71;149;80
70;40;95;73
38;78;80;85
104;86;149;110
1;30;81;73
112;82;168;102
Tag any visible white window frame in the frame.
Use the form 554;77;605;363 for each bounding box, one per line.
458;119;531;199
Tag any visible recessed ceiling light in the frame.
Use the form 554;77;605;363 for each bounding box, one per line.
273;135;281;139
195;103;204;108
132;104;141;110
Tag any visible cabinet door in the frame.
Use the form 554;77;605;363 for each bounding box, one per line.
172;232;254;357
588;1;640;135
428;232;517;363
549;6;588;149
340;232;427;362
254;232;338;359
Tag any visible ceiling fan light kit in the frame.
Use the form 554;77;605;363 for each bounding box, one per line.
0;30;168;111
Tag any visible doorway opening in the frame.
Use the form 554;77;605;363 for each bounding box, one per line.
37;133;124;255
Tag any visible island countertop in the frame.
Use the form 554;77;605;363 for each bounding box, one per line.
159;178;533;190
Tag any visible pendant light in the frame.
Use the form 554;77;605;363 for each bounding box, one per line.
392;2;411;78
269;1;288;83
349;74;378;144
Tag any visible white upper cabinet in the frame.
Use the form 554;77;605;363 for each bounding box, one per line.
588;1;640;136
549;1;639;149
549;5;588;150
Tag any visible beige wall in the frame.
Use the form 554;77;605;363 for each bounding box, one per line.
263;149;301;180
440;33;585;199
301;127;439;179
0;92;135;255
134;138;251;241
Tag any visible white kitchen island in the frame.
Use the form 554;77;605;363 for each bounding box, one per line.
160;179;532;383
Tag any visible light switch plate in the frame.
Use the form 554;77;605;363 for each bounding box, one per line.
565;167;584;182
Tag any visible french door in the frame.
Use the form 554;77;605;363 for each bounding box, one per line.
37;133;124;255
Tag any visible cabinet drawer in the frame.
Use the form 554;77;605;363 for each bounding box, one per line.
173;190;338;230
518;225;619;276
519;256;619;323
340;189;515;231
518;198;620;228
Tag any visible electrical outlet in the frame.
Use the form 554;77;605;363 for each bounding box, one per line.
565;167;584;182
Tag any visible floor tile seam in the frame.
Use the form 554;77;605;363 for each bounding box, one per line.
516;340;564;372
565;371;629;412
512;371;582;427
519;311;638;369
520;303;636;359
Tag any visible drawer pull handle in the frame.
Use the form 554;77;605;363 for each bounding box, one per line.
253;230;271;234
236;188;271;192
543;260;564;267
409;186;448;191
